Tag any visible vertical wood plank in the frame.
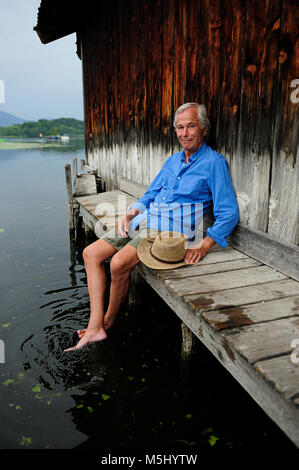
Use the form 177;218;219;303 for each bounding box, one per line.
269;0;299;244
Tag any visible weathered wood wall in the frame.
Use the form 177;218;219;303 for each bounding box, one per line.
79;0;299;245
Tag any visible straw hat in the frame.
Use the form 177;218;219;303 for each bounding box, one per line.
137;231;189;270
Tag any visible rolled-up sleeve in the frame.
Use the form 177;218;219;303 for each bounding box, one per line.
206;156;239;247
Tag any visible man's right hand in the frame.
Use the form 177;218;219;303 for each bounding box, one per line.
117;208;140;237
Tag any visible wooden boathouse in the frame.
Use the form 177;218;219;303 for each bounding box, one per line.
34;0;299;447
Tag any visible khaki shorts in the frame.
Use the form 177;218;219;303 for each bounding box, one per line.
101;220;160;251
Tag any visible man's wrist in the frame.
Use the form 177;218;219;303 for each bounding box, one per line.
202;236;216;253
127;208;140;219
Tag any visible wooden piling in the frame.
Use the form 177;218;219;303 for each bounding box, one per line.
128;268;143;307
181;322;195;359
72;156;78;192
65;164;74;233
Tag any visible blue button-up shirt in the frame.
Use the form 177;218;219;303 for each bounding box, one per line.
128;142;239;247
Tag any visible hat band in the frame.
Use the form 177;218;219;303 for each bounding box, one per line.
150;246;185;264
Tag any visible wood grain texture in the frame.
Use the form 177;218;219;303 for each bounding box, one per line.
80;0;298;245
74;186;299;446
203;295;299;331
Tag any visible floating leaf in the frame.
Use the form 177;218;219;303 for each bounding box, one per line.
1;323;10;328
18;373;25;380
185;413;192;420
9;403;15;407
202;427;213;436
208;435;219;447
34;394;43;399
15;405;21;410
32;385;41;393
46;400;52;406
76;404;84;409
48;257;55;261
0;229;5;233
20;436;32;447
87;406;94;413
102;393;110;401
3;379;15;386
43;206;52;210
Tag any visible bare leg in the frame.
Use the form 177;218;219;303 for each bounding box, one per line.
104;244;140;330
77;245;140;334
64;238;116;351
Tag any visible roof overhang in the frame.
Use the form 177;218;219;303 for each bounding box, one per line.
34;0;79;44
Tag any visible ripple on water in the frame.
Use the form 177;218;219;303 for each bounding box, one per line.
19;283;111;390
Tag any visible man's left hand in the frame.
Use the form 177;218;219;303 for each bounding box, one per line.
184;236;216;264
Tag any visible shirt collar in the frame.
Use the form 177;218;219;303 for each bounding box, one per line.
181;142;207;162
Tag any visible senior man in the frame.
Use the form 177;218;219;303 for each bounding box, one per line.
64;103;239;351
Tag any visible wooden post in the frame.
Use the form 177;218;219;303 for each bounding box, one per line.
80;159;86;171
72;156;78;192
65;164;74;234
128;268;143;307
181;322;195;359
73;201;80;235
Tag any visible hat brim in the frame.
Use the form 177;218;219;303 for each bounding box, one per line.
137;237;188;270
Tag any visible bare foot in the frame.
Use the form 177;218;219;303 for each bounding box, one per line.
64;328;107;352
76;316;115;339
77;329;87;338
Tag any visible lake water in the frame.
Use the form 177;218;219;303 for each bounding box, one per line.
0;139;296;455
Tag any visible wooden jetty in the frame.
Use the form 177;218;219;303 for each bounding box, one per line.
36;0;299;450
65;160;299;448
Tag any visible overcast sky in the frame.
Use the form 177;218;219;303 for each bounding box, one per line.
0;0;84;121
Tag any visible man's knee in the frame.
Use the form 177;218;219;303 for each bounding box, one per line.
110;254;127;278
110;248;139;278
83;245;98;264
82;240;113;265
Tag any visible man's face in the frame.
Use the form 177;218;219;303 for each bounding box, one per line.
175;107;207;157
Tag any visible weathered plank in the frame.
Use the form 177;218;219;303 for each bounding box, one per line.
158;257;262;280
223;316;299;365
203;295;299;331
157;249;258;279
256;355;299;403
165;266;287;296
185;279;299;311
137;262;299;447
268;0;299;244
73;174;97;197
119;177;148;199
205;212;299;281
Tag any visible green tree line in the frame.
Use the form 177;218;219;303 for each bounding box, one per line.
0;118;84;138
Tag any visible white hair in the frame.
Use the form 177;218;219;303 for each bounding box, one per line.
173;103;210;132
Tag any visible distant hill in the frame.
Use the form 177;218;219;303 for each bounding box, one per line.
0;117;85;138
0;111;27;126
